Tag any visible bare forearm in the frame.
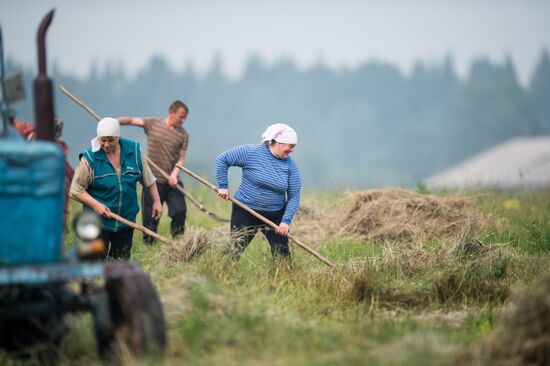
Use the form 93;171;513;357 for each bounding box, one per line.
146;183;163;219
72;191;98;209
147;183;161;204
170;165;182;179
117;116;132;125
170;151;185;178
117;116;144;127
72;191;111;217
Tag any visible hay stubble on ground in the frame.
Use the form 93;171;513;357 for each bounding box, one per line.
164;226;229;263
14;189;545;365
130;189;550;365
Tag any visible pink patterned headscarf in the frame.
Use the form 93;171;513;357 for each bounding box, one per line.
261;123;298;144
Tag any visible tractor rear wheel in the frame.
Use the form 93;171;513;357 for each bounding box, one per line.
0;287;67;365
105;273;166;356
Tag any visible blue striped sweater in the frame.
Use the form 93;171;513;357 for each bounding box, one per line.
216;144;301;224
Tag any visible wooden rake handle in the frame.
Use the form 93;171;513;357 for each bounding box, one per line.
145;157;229;222
176;164;337;269
108;212;176;245
59;85;101;120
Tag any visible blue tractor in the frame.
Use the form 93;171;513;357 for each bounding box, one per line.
0;10;166;362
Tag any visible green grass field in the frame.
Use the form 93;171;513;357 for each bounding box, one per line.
6;187;550;365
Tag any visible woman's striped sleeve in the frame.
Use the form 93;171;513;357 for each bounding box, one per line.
215;144;250;189
282;160;302;224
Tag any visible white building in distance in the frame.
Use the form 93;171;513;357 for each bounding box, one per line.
425;136;550;189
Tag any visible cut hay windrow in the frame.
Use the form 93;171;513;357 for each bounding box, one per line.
163;227;229;262
460;275;550;365
337;188;475;244
294;188;482;246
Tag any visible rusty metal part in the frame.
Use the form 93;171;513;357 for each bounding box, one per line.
34;9;56;141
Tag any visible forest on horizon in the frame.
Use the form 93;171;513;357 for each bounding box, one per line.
6;50;550;188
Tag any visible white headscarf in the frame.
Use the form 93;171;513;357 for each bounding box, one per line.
261;123;298;144
91;117;121;152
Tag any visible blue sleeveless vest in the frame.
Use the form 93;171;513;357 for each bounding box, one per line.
80;138;143;232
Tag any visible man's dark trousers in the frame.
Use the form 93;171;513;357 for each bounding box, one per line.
142;181;186;244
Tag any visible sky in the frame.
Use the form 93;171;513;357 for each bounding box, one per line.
1;0;549;86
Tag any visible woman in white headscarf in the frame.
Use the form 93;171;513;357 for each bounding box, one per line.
215;123;301;260
70;117;162;260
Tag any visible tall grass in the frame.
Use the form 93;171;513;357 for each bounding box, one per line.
11;188;550;365
471;189;550;253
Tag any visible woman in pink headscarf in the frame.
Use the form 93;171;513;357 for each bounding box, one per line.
215;123;301;260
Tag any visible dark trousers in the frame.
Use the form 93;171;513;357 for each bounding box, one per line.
228;203;290;260
100;227;134;260
142;181;187;244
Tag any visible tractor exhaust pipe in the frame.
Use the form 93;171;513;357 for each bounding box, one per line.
34;9;56;142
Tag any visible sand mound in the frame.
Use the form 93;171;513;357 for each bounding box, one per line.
335;188;476;244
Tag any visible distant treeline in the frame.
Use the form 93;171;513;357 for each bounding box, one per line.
7;51;550;188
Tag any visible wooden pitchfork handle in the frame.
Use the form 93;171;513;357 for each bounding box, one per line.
60;85;102;120
59;84;229;223
145;157;229;222
176;164;337;269
107;211;176;245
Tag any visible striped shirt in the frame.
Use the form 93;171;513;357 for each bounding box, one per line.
216;144;301;224
143;118;189;183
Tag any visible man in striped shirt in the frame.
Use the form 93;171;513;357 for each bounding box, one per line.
216;123;301;260
118;101;189;244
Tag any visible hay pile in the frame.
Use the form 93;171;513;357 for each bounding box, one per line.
336;188;476;244
163;226;229;262
292;204;334;244
461;276;550;365
294;188;479;245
